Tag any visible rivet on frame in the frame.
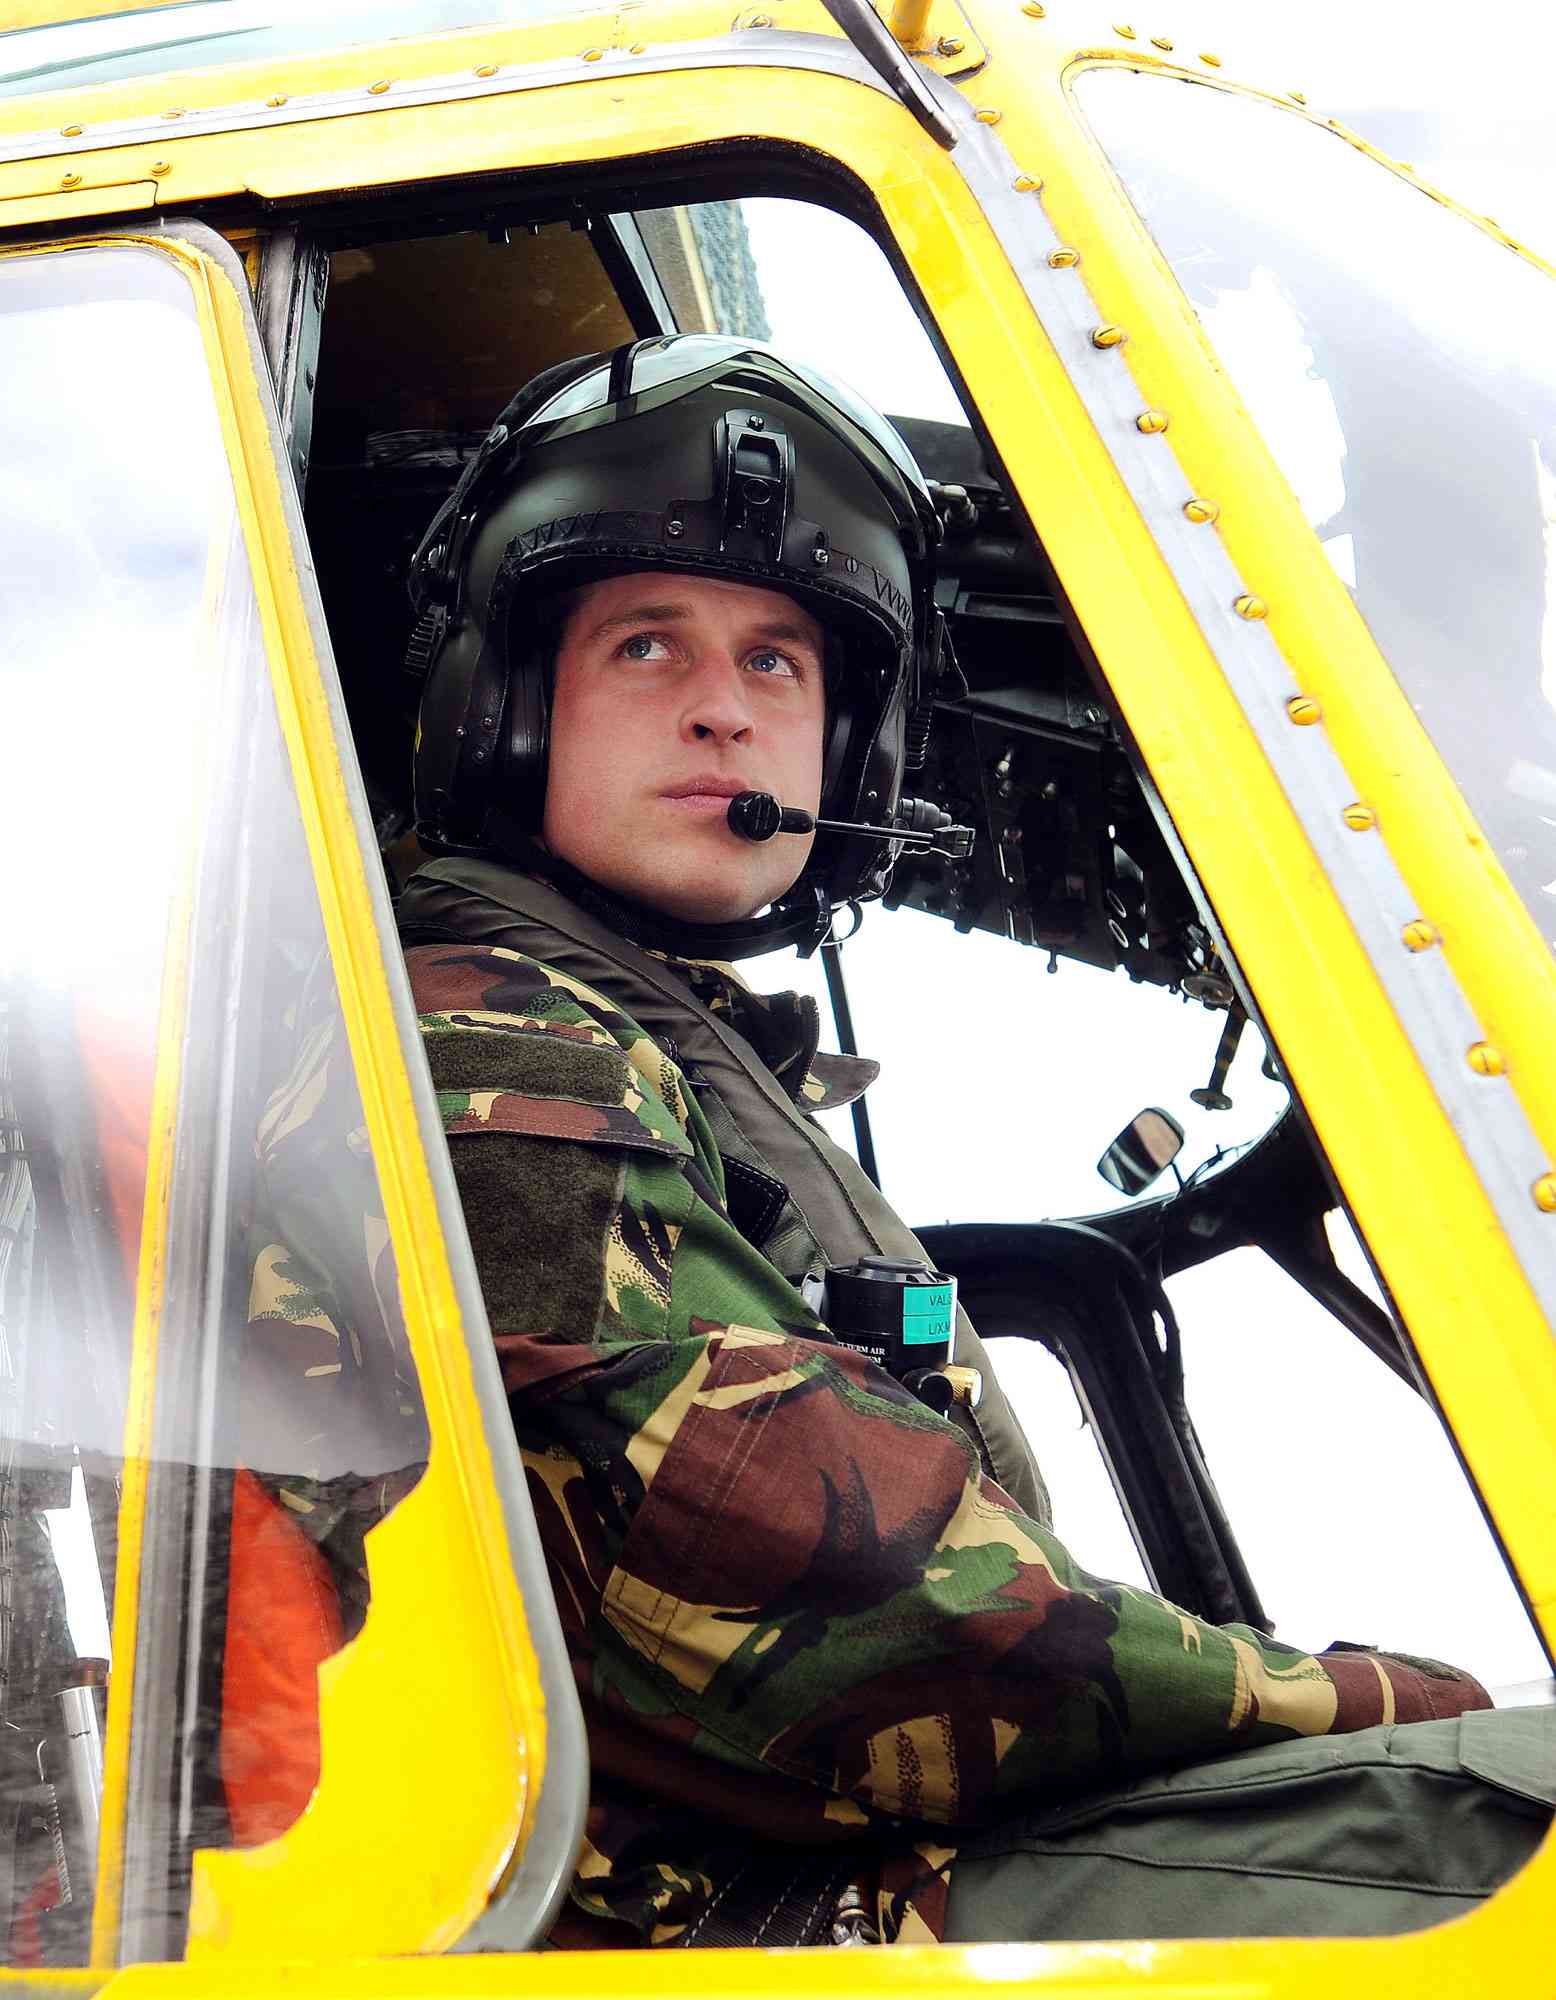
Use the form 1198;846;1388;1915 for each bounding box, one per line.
937;35;967;55
1534;1174;1556;1213
1012;173;1043;192
61;123;83;137
1341;803;1376;832
1183;497;1219;523
1150;36;1173;50
1048;246;1080;268
1199;52;1222;66
368;78;392;93
60;173;82;189
583;46;604;58
266;94;288;107
1234;593;1268;621
162;108;186;119
1288;89;1307;105
1114;24;1137;38
1091;323;1126;348
1467;1042;1506;1078
975;106;1003;124
1022;2;1046;15
149;161;171;176
1286;695;1321;726
474;62;499;77
1135;409;1169;434
1402;920;1439;953
629;42;647;53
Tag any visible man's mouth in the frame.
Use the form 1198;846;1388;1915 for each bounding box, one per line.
662;777;748;802
661;776;757;821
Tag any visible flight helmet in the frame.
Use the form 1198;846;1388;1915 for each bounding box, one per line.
405;334;955;955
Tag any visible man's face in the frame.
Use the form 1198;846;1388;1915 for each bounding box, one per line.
541;571;827;924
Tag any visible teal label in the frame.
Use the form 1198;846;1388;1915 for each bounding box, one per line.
901;1283;955;1346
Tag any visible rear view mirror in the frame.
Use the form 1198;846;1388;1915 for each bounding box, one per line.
1097;1107;1186;1196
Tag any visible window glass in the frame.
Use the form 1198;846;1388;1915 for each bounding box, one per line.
727;200;1288;1222
737;196;964;425
1076;68;1556;956
1167;1236;1548;1693
0;244;427;1966
986;1339;1151;1587
829;904;1283;1225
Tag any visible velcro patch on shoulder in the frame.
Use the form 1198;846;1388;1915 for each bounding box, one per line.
438;1090;689;1154
425;1019;691;1156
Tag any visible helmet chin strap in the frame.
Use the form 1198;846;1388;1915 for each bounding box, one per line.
481;812;836;960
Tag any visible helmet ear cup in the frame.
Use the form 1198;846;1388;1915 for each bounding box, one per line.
501;641;551;831
819;696;855;819
413;614;502;847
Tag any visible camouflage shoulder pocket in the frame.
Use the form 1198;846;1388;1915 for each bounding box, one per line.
423;1017;690;1341
423;1016;693;1159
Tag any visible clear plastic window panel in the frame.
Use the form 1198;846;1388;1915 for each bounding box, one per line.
1167;1232;1547;1695
0;244;426;1967
1076;69;1556;956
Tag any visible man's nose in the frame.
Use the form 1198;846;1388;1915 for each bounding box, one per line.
680;652;754;745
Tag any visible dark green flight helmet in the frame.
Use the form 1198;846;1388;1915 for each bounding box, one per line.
405;334;955;955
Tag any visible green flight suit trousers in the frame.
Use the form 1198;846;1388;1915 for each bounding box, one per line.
946;1705;1555;1941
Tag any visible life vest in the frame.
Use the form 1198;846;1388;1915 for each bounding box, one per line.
397;856;1050;1524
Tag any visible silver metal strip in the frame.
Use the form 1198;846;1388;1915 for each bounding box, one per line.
925;79;1556;1321
0;29;901;165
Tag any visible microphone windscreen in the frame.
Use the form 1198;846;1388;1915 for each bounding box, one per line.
727;791;784;841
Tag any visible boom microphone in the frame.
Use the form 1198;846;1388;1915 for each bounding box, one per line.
726;790;974;860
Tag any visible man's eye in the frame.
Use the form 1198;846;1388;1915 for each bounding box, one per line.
622;633;670;661
747;648;799;679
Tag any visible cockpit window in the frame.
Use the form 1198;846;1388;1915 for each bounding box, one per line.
0;241;428;1965
729;196;1290;1221
1076;68;1556;959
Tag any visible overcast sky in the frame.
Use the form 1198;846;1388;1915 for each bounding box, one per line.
1146;0;1556;256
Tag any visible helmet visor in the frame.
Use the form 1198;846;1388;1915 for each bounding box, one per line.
521;334;936;537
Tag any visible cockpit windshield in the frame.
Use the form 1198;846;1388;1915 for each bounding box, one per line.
1076;68;1556;959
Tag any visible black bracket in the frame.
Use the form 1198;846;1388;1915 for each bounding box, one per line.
819;0;959;151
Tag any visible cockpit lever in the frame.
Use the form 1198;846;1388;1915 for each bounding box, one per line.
1189;1005;1246;1112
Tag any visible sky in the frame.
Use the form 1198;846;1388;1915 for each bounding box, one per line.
1166;0;1556;264
735;2;1556;1690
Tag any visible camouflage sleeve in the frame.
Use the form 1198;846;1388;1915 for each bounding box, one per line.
407;941;1489;1835
242;958;430;1627
516;1321;1488;1828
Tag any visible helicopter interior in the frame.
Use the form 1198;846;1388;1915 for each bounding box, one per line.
255;151;1456;1638
3;139;1552;1975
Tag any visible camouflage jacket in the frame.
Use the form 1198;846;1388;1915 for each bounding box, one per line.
247;908;1492;1949
409;921;1495;1945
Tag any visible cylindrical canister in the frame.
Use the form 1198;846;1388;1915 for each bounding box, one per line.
819;1255;957;1378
